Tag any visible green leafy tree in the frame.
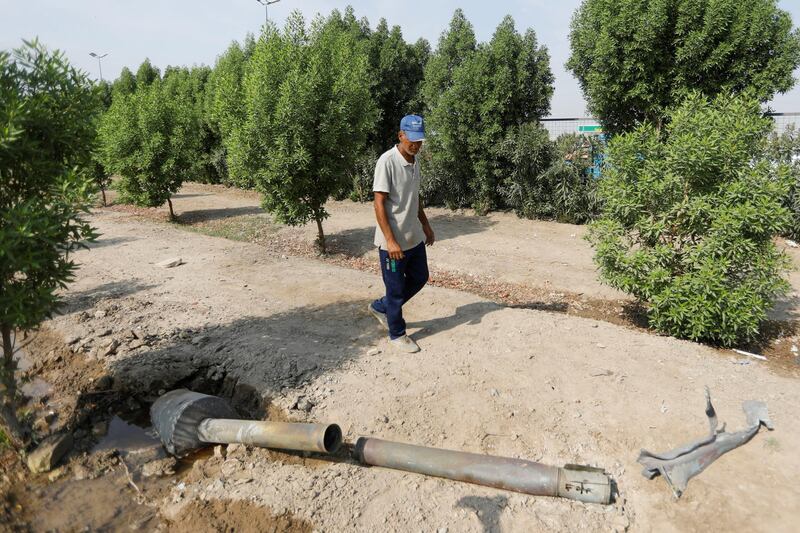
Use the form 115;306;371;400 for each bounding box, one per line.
588;93;792;346
209;39;255;187
329;12;429;203
95;79;113;110
567;0;800;134
190;66;227;184
421;9;476;113
84;155;111;206
1;40;99;449
767;124;800;239
367;19;430;151
423;14;554;212
112;66;136;96
88;80;114;205
419;11;478;208
99;78;199;220
135;58;160;88
237;19;302;194
161;66;224;184
244;12;377;252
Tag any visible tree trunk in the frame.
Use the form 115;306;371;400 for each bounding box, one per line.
0;325;27;451
315;215;327;255
167;197;175;221
100;186;107;207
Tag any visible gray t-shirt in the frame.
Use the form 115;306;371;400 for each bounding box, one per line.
373;146;425;251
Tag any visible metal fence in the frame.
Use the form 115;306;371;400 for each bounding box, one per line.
541;112;799;140
771;113;800;135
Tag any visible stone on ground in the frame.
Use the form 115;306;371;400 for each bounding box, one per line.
26;433;73;474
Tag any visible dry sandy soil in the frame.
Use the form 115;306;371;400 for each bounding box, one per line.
4;183;800;532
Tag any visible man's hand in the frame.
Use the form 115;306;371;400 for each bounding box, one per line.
387;239;405;260
423;223;435;246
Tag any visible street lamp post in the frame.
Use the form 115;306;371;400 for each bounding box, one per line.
89;52;108;82
255;0;281;27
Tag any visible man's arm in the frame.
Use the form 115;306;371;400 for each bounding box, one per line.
419;197;435;246
374;192;404;260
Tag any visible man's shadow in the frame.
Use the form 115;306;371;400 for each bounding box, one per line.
408;301;502;341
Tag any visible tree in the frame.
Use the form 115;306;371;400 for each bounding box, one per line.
1;40;99;449
423;14;554;212
162;66;224;184
95;79;113;110
190;66;227;184
567;0;800;134
421;8;476;114
112;66;136;96
367;20;430;151
588;93;792;346
135;58;160;88
84;155;111;206
208;40;254;187
245;11;377;252
89;81;114;205
99;77;198;220
419;11;478;208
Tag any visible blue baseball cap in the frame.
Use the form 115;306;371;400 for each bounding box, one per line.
400;115;425;142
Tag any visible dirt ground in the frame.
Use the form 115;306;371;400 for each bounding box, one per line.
4;183;800;532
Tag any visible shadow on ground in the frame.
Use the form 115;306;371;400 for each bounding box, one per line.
178;206;264;225
325;211;498;258
106;299;383;411
409;302;502;341
87;236;140;249
59;280;157;315
172;193;213;200
427;213;498;241
769;292;800;323
327;227;377;256
456;495;509;533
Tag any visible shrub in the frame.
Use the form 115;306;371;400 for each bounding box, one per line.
588;93;792;346
501;128;602;224
347;149;379;203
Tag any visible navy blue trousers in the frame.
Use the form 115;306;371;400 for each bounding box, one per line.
371;241;429;339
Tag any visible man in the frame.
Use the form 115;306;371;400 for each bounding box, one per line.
368;114;435;353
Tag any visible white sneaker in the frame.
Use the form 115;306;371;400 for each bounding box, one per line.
368;303;389;330
390;335;420;353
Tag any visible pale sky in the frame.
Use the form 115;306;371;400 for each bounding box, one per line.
2;0;799;116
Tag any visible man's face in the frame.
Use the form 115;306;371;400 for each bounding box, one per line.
398;131;423;156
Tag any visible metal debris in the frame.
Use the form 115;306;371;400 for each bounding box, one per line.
151;389;342;457
637;387;773;498
355;437;613;504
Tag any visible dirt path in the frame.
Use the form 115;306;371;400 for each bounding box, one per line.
6;188;800;532
169;183;800;316
162;183;627;300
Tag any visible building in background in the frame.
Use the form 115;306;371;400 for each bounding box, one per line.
541;113;798;141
